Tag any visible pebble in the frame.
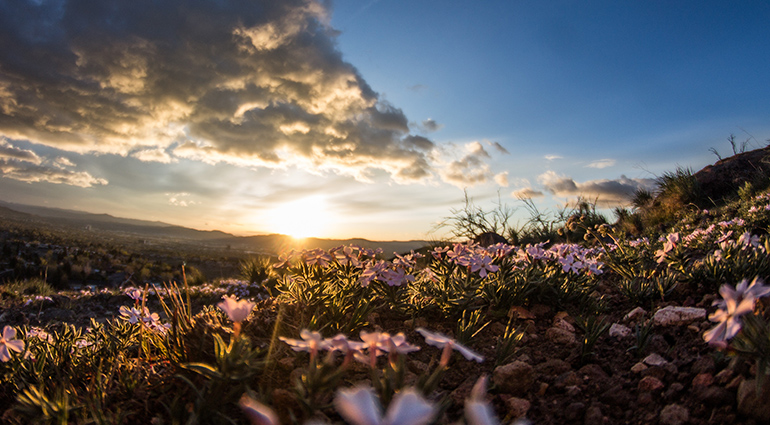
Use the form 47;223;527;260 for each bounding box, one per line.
660;404;689;425
692;372;713;387
492;361;535;396
624;306;647;321
638;376;665;392
545;326;577;345
505;397;531;419
609;323;631;338
643;353;668;366
630;362;648;374
652;306;706;326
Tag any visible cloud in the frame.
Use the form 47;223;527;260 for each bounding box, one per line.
512;187;544;199
0;158;107;187
0;139;106;187
544;155;563;161
494;171;509;187
420;118;442;132
131;148;176;164
586;158;616;169
537;171;655;205
167;192;197;207
0;1;478;186
0;139;40;163
489;141;510;155
439;142;492;188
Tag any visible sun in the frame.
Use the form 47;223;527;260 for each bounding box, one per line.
267;196;332;239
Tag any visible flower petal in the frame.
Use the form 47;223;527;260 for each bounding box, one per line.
334;385;382;425
239;394;279;425
383;388;435;425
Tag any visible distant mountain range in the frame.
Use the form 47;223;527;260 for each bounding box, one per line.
0;201;432;255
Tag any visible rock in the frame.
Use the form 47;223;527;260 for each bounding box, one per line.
691;356;715;375
554;371;581;388
493;361;535;396
535;358;572;376
737;379;770;422
631;362;648;374
578;364;609;383
474;231;507;246
545;327;576;345
600;384;632;405
692;373;713;387
609;323;631;338
659;404;689;425
638;376;664;392
554;318;575;332
624;306;647;322
652;306;706;326
664;382;684;401
714;368;733;384
505;397;531;419
694;386;733;405
642;353;668;367
565;402;585;421
584;403;606;425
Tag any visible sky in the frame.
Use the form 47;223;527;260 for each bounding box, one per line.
1;0;770;241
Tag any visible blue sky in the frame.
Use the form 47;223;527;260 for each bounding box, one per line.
1;1;769;240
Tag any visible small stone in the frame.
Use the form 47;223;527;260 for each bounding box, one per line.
637;392;654;405
505;397;531;419
643;353;668;367
659;404;689;425
714;368;733;384
664;382;684;400
545;327;577;345
566;385;582;398
695;386;733;405
631;362;648;374
692;373;713;387
493;361;535;396
565;402;585;421
652;306;706;326
609;323;631;338
638;376;664;392
691;356;715;375
537;382;549;396
584;403;606;425
737;379;770;421
554;318;575;332
535;358;572;376
555;371;581;388
624;306;647;321
578;364;609;383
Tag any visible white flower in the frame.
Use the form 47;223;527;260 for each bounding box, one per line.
217;295;255;323
416;327;483;363
334;385;435;425
465;376;498;425
0;326;25;362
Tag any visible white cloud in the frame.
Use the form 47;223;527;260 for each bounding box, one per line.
167;192;197;207
494;171;509;187
544;155;563;161
586;158;616;169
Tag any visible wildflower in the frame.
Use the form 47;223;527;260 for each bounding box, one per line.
124;288;143;302
239;394;279;425
119;306;143;324
465;376;500;425
0;326;25;362
217;295;255;323
27;327;53;344
416;327;483;365
334;385;435;425
380;332;421;356
737;231;761;249
469;254;499;278
279;329;331;361
703;278;770;346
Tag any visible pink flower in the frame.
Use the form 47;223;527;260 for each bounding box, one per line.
0;326;24;362
279;329;331;354
469;254;499;278
703;278;770;346
217;295;255;323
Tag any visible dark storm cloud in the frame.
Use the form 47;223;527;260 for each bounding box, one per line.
0;0;478;184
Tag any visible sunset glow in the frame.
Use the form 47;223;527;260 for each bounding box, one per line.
0;1;769;240
267;196;333;239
